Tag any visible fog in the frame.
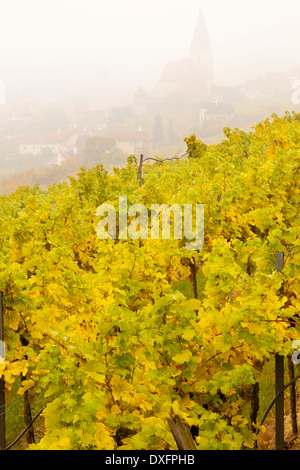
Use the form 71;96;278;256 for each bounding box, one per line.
2;0;300;96
1;0;300;187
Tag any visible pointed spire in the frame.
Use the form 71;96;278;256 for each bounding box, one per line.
189;10;213;96
190;10;212;59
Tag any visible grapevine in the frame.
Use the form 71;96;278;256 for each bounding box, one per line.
0;112;299;450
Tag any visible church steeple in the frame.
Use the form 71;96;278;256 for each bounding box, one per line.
153;9;213;100
190;10;213;96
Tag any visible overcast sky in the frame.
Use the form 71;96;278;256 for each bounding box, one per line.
1;0;300;94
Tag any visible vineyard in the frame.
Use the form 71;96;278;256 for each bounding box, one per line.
0;112;299;450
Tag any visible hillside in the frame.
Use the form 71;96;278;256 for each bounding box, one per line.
0;112;299;450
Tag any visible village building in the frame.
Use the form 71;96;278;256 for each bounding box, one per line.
108;128;152;155
19;131;78;159
199;101;235;126
153;10;213;101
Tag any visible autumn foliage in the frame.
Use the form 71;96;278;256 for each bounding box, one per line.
0;112;299;449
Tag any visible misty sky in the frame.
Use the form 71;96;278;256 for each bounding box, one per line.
1;0;300;96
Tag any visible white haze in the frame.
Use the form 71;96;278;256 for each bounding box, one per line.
0;0;299;187
1;0;300;102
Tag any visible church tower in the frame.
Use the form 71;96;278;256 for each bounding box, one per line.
153;9;213;101
189;10;213;97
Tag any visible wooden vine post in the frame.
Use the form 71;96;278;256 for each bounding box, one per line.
275;252;284;450
168;414;197;450
288;354;298;437
138;154;144;187
0;292;5;450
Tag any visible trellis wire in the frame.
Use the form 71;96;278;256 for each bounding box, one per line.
137;150;191;186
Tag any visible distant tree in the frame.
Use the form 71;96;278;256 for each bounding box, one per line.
83;136;116;165
0;158;79;194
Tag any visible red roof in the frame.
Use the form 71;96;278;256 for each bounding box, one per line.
157;58;206;95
